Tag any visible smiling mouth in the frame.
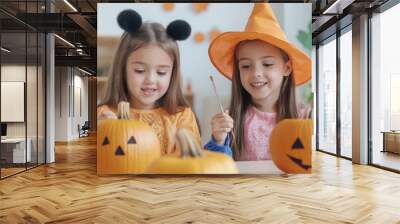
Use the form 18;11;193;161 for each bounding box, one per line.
141;87;157;95
287;155;311;170
250;81;268;88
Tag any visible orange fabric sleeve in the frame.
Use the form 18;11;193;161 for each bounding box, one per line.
176;107;202;147
97;105;118;119
97;105;109;118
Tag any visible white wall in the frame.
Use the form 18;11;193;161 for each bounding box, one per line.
55;67;89;141
72;73;89;138
282;3;312;55
1;65;26;139
55;67;68;141
1;65;26;81
98;3;311;144
312;45;317;150
1;64;46;164
1;65;37;138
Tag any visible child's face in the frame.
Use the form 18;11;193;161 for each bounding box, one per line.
236;40;292;106
125;44;173;109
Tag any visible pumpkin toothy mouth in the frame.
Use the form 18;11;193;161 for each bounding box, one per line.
287;155;311;170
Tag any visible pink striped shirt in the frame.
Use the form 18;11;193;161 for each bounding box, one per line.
239;105;276;161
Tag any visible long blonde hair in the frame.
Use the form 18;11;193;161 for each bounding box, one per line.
229;40;298;160
101;22;188;114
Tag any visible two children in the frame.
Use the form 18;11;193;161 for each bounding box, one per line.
98;3;311;161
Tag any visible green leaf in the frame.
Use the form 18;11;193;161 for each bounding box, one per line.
296;20;312;53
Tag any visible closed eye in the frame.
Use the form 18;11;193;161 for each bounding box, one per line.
263;63;273;67
157;71;167;76
134;69;145;74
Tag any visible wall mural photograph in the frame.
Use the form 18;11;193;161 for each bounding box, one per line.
96;3;312;174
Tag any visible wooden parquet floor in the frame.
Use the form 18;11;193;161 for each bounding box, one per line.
1;135;400;223
1;167;26;178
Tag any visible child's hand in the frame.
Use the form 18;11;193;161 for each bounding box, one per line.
98;110;117;120
211;110;233;146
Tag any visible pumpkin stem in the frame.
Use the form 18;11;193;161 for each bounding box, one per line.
117;101;130;120
176;129;203;158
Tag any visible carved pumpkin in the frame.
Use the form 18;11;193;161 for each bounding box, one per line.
97;102;161;175
269;119;313;173
147;129;238;174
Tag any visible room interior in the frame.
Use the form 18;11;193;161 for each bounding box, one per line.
0;0;399;222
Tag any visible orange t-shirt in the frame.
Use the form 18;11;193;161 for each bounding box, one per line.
97;105;201;155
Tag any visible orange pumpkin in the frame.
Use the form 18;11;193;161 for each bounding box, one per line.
146;129;238;174
97;102;161;175
269;119;313;174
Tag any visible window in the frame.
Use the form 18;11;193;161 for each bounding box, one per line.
0;0;47;179
317;36;337;154
370;2;400;171
339;28;352;158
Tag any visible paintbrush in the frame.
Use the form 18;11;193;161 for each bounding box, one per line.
209;76;225;114
209;75;236;146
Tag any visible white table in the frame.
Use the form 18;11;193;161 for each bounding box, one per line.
235;160;283;174
1;138;31;163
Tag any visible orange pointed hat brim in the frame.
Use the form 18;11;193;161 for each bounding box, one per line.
208;3;311;86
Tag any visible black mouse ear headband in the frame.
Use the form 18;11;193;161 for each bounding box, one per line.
117;9;191;41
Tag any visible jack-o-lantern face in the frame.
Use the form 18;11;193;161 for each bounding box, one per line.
269;119;313;173
97;119;161;175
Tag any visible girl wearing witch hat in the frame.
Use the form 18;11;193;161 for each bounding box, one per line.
98;9;201;155
205;3;311;161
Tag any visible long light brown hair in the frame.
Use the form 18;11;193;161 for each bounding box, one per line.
229;40;298;160
101;22;188;114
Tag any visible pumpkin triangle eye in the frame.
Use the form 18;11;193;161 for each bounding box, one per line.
127;136;136;144
102;137;110;146
115;146;125;156
292;138;304;149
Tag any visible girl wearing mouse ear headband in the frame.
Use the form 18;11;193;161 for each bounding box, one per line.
98;9;201;155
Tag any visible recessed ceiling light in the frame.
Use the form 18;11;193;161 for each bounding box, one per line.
54;34;75;48
78;67;93;76
63;0;78;12
322;0;355;15
1;47;11;53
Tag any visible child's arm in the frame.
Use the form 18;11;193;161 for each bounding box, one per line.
210;111;233;145
203;111;234;157
204;136;233;157
97;105;117;120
